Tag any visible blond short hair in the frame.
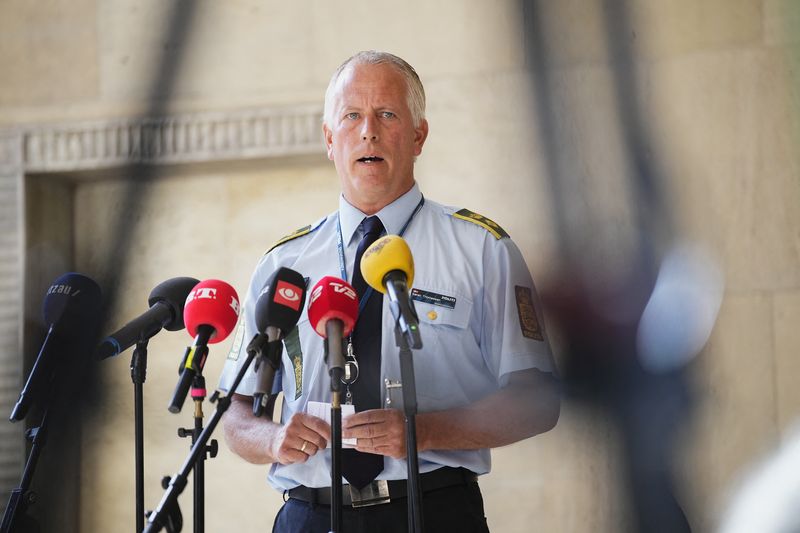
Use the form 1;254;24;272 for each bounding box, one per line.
323;50;426;128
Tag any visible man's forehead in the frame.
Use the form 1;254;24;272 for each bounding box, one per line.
333;63;407;101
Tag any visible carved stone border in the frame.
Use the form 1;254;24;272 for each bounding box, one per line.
0;104;323;509
21;104;324;172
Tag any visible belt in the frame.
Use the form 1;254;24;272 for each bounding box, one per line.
286;467;478;508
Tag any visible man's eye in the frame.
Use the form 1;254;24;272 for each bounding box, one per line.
346;112;359;120
381;111;395;119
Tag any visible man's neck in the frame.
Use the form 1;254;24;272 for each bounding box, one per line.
354;201;387;216
344;183;415;216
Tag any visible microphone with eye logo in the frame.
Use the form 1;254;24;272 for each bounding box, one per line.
250;267;307;417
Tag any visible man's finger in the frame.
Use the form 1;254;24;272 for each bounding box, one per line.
343;409;386;428
289;413;330;447
344;422;386;440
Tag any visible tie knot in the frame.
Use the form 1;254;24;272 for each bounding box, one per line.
361;216;384;240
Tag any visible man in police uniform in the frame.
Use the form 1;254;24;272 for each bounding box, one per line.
220;51;560;532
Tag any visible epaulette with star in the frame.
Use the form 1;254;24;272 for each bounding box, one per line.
263;218;324;255
451;208;510;240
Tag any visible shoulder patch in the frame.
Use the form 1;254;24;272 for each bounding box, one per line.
264;218;324;255
452;209;509;240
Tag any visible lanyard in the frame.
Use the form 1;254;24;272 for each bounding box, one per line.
336;195;425;317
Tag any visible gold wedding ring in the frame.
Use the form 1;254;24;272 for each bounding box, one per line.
300;440;308;453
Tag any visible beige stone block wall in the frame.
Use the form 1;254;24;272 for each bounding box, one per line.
1;0;799;532
0;0;99;110
682;295;781;531
649;48;800;290
73;163;342;532
775;291;800;431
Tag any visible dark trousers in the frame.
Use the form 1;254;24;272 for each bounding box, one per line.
272;482;490;533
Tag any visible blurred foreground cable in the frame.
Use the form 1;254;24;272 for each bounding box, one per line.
542;246;722;533
520;1;724;531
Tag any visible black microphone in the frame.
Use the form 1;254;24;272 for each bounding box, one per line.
95;277;199;359
10;272;103;422
250;267;307;417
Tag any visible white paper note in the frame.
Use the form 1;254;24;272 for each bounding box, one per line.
306;401;357;448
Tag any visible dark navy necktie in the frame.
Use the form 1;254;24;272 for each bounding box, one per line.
342;215;385;489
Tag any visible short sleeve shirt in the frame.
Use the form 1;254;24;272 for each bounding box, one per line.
218;183;555;491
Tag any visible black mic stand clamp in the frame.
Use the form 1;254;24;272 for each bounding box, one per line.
251;334;282;418
146;480;183;533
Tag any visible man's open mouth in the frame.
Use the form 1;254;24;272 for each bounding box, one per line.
357;156;384;163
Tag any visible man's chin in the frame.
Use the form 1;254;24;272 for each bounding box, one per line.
350;173;391;193
352;167;389;182
342;179;410;213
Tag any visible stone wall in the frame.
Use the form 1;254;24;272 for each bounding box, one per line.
1;1;798;531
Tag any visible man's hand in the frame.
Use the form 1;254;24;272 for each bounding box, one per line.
343;408;407;459
271;412;331;465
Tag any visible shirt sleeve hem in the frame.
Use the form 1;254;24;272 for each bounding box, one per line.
497;352;557;387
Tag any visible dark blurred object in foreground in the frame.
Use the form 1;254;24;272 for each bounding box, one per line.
544;244;722;533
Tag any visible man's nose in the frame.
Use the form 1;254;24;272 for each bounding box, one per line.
361;116;379;141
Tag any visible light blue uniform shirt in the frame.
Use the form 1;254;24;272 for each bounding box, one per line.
218;183;555;491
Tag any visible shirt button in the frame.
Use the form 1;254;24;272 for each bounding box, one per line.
427;310;438;321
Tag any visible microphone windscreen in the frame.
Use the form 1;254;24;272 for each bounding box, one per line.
255;267;307;334
307;276;359;338
148;277;200;331
184;279;240;343
43;272;103;331
361;235;415;293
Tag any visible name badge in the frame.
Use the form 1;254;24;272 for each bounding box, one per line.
410;288;456;309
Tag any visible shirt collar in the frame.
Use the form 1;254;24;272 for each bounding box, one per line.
338;182;423;245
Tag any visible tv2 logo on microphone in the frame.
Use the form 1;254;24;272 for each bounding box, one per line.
187;286;241;315
309;281;357;306
274;280;304;311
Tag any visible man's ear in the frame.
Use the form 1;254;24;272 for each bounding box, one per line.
413;119;429;156
323;123;334;161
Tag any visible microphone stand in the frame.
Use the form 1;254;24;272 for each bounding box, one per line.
383;278;424;533
2;334;83;533
0;409;50;533
144;338;259;533
175;375;218;533
131;338;150;533
330;384;343;533
394;327;424;533
324;328;346;533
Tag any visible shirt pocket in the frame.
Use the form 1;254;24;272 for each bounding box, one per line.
415;297;471;329
410;286;474;407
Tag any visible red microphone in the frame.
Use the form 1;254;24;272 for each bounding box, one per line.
184;279;240;341
307;276;358;380
169;279;240;413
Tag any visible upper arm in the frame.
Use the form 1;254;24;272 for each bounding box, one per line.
480;236;556;385
506;368;561;432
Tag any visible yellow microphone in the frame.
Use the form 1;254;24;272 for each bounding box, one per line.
361;235;415;291
361;235;422;349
